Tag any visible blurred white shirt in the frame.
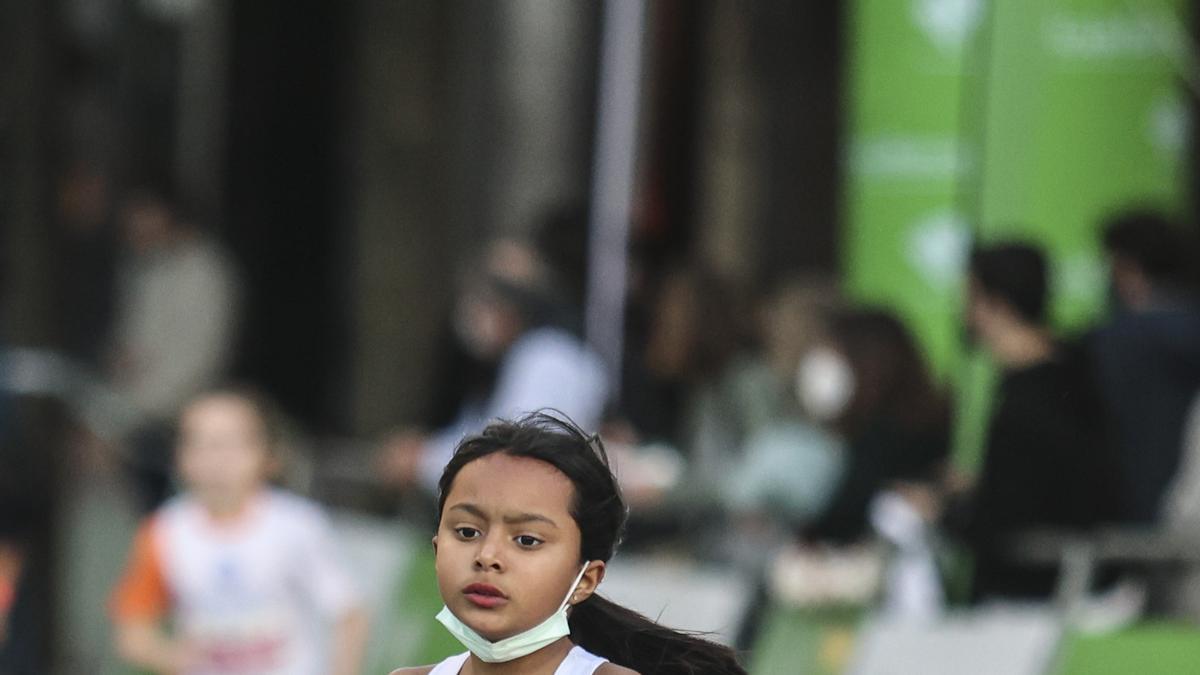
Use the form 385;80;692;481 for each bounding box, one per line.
112;235;239;421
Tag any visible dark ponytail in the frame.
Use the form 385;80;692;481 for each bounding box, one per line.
570;595;746;674
438;412;747;675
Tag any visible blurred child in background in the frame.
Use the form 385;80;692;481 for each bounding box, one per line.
110;386;368;674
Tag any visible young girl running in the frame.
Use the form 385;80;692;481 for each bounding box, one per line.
393;412;746;675
110;385;369;674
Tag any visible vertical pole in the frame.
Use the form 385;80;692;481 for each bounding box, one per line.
586;0;646;395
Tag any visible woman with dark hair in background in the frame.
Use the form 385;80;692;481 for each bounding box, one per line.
798;308;951;544
734;308;950;643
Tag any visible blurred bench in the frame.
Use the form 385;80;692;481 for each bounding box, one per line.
1006;526;1200;619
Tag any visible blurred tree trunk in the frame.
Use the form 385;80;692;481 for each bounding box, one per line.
692;0;766;283
346;0;459;434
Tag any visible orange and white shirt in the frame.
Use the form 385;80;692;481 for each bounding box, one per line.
111;490;360;675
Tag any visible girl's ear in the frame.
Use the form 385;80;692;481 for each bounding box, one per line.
571;560;606;605
431;535;438;554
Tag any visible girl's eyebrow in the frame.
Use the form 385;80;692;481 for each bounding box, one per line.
504;512;558;528
448;502;559;528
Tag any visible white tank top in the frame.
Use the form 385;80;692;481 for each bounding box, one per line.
427;646;608;675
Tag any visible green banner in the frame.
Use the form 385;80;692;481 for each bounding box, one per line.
843;0;1191;470
843;0;981;380
970;0;1190;328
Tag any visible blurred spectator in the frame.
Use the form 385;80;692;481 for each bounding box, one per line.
378;236;608;493
110;386;367;675
1088;210;1200;524
105;184;240;509
800;308;950;545
623;265;774;514
750;308;945;632
951;243;1116;601
721;277;846;526
420;205;590;432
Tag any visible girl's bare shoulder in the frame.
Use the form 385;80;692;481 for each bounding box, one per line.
390;667;435;675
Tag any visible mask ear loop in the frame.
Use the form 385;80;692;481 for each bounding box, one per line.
560;562;591;612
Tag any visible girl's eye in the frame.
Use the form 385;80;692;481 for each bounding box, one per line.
515;535;542;548
455;527;481;540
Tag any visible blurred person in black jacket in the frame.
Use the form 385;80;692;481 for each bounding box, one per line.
954;243;1118;601
1089;210;1200;524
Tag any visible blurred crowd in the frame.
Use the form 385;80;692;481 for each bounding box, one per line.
2;11;1199;667
377;201;1200;639
2;159;1200;672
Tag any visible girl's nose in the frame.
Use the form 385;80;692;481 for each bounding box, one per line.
473;537;504;571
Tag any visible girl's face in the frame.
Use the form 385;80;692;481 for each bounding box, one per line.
434;453;601;642
176;395;271;515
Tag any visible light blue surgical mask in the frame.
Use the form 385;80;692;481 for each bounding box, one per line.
436;562;591;663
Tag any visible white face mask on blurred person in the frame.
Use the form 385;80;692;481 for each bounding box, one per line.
797;347;855;422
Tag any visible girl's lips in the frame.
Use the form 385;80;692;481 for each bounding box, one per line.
463;582;508;609
465;593;508;608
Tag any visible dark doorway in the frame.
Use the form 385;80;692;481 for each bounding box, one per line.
224;1;352;433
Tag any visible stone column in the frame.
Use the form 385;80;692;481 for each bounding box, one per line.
692;0;765;282
1;0;54;347
488;0;597;235
346;0;452;433
346;2;598;433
